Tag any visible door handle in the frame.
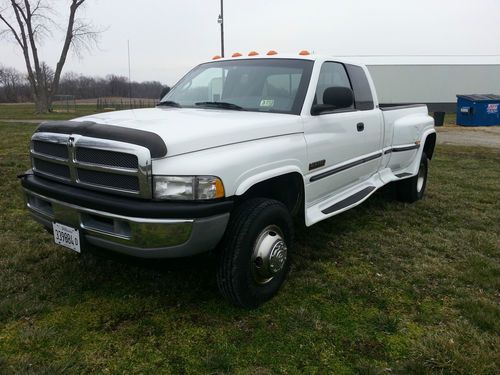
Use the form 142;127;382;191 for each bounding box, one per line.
357;122;365;132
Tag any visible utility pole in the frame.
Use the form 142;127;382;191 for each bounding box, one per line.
218;0;225;57
127;40;132;106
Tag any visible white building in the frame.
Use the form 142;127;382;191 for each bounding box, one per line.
335;56;500;113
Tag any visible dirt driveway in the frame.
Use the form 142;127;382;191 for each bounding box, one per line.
436;126;500;148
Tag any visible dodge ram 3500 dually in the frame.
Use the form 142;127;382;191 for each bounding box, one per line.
20;53;436;308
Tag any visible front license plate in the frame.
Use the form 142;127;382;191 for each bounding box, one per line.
53;222;81;253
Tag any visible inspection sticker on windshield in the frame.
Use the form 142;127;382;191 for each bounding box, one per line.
260;99;274;107
53;222;81;253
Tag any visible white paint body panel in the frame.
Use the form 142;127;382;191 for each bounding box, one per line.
76;108;302;158
74;55;435;227
304;108;383;205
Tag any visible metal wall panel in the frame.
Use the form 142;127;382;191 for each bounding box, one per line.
367;65;500;106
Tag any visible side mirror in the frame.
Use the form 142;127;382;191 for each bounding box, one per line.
312;86;354;115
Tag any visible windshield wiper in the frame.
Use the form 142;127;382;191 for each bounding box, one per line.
157;100;181;108
195;101;244;111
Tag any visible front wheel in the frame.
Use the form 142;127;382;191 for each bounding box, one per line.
216;198;293;308
396;152;428;203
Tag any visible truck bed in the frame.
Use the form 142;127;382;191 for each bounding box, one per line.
379;103;427;111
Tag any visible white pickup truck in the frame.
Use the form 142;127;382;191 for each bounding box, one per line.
21;53;436;308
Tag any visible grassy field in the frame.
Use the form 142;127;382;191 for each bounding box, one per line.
0;104;100;121
0;101;156;121
0;122;499;374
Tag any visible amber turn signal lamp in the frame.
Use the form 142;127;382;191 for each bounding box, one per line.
215;178;225;198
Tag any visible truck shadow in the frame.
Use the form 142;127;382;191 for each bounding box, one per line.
292;185;399;266
78;242;221;305
72;185;400;307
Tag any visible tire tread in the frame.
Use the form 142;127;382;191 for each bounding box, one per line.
216;198;291;307
396;152;428;203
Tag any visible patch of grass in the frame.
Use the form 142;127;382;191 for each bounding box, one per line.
0;123;499;374
457;298;500;333
428;112;456;127
444;113;456;126
0;104;102;120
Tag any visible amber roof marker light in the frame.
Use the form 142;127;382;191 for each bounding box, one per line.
232;52;242;57
267;50;278;56
248;51;259;56
299;50;311;56
212;55;222;60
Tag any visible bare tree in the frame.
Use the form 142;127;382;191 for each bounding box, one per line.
0;0;100;113
1;64;167;101
0;64;27;101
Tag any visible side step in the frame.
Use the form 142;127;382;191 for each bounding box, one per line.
321;186;376;215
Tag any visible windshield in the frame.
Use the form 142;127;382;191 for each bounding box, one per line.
160;59;314;115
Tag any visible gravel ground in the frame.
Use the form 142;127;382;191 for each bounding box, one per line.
437;126;500;148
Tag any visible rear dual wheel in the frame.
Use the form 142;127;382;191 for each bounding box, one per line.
216;198;293;308
397;152;428;202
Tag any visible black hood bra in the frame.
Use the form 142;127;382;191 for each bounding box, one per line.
35;120;167;158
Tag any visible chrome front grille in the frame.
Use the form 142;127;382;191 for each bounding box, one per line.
77;169;140;191
33;158;71;179
75;147;139;169
33;140;69;159
30;132;152;198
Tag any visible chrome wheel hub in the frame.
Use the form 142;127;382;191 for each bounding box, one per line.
251;225;287;284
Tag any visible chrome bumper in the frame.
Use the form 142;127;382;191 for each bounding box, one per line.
23;189;230;258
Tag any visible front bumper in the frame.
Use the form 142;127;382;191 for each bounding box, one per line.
21;173;232;258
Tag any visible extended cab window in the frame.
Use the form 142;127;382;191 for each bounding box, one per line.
345;64;374;110
162;59;313;115
314;62;353;108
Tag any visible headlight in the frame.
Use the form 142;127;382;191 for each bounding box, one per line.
153;176;225;200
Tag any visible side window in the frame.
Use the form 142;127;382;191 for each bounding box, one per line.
345;64;374;110
315;62;352;106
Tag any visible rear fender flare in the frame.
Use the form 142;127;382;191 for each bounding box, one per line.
409;129;436;175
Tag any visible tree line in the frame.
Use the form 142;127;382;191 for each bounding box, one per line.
0;0;98;112
0;65;169;103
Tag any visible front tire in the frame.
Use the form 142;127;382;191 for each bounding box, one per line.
216;198;293;308
397;152;428;203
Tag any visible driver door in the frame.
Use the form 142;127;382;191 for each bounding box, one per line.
304;62;383;203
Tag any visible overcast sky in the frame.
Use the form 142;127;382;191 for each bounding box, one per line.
1;0;500;85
